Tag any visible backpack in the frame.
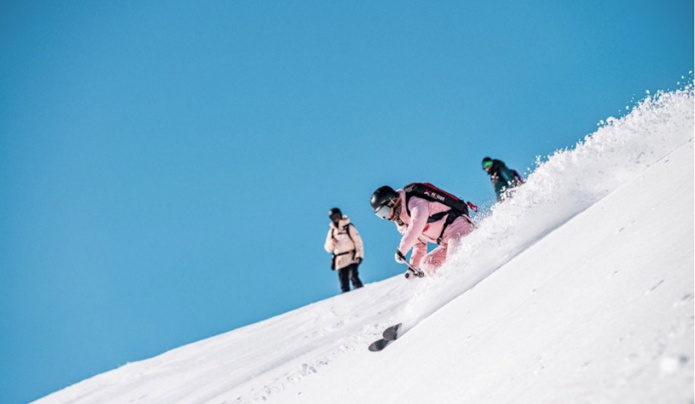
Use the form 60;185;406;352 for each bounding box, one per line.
403;183;477;216
402;183;477;244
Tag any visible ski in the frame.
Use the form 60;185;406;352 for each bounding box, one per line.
368;338;391;352
368;323;402;352
382;323;401;341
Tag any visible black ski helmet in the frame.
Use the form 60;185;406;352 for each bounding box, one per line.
328;207;342;219
482;157;493;171
370;186;399;211
481;157;492;166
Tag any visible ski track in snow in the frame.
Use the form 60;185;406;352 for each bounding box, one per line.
33;85;694;404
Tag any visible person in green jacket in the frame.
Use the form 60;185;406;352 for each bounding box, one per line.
482;157;524;200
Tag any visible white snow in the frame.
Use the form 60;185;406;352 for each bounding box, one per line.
34;87;694;404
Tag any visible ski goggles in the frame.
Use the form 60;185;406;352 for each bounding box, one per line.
329;212;341;221
482;160;493;170
374;204;394;220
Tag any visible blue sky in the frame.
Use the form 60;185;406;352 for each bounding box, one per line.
0;1;691;403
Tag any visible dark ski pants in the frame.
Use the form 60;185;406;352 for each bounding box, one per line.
338;263;363;293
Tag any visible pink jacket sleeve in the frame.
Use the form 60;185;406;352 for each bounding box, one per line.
398;197;430;256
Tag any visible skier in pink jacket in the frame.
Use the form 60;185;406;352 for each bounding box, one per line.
370;183;475;277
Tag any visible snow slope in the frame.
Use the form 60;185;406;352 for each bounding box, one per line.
35;87;693;404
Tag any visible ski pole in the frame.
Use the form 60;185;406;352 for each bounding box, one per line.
403;262;424;279
396;250;423;279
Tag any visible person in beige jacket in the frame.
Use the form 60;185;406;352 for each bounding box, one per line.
324;208;364;293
